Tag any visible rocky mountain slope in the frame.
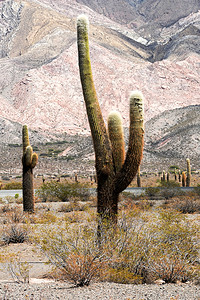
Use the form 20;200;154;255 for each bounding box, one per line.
0;0;199;172
0;104;199;175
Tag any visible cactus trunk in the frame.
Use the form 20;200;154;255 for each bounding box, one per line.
77;16;144;224
23;167;34;212
186;158;191;187
182;171;186;187
22;125;38;212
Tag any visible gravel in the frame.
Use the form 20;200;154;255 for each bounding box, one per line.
0;281;199;300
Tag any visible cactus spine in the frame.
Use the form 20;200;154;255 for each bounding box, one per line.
77;15;144;223
22;125;38;212
186;158;191;187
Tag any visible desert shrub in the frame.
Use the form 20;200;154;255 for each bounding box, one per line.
33;223;105;286
32;209;199;285
34;211;58;224
1;224;28;244
63;211;90;223
58;201;89;213
15;197;23;204
99;212;150;284
37;180;91;202
145;187;160;199
0;204;11;213
159;181;182;200
2;182;22;190
0;252;30;283
143;210;200;283
171;197;200;214
120;196;153;212
5;206;25;223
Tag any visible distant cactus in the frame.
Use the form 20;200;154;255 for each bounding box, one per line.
77;15;144;223
174;168;177;181
182;171;186;187
161;170;166;182
186;158;191;187
75;173;78;182
22;125;38;212
167;172;170;182
178;170;181;182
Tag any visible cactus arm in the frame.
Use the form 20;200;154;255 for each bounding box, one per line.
77;15;113;173
31;153;38;168
115;91;144;193
25;146;33;166
108;111;125;173
22;125;30;153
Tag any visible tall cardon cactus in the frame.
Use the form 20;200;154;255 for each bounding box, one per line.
22;125;38;212
77;15;144;223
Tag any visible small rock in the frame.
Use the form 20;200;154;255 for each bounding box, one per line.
154;279;166;285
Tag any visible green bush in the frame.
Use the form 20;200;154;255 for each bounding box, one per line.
145;187;160;199
159;180;182;200
2;182;22;190
36;180;91;202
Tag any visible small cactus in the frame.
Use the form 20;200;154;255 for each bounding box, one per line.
167;172;170;182
161;170;166;182
182;171;186;187
22;125;38;212
186;158;191;187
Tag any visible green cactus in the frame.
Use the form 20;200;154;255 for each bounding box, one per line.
186;158;191;187
22;125;38;212
77;15;144;223
108;111;125;173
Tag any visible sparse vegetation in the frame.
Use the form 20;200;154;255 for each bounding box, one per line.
1;224;28;244
31;209;199;286
2;182;22;190
0;180;199;287
36;180;91;202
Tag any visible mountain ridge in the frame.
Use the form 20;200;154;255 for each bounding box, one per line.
0;0;199;171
